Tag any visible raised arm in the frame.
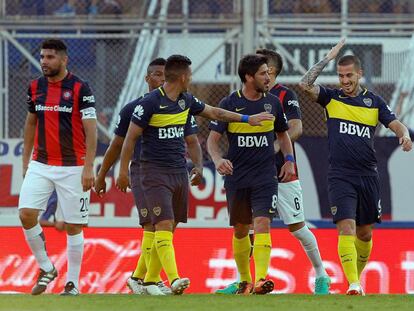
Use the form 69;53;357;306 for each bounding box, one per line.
299;38;346;101
388;120;412;151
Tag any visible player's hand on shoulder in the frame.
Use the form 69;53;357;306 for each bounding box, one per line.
82;165;95;192
190;166;203;186
116;173;130;193
400;135;413;152
94;175;107;197
248;112;274;126
278;161;295;182
326;38;345;61
214;158;233;176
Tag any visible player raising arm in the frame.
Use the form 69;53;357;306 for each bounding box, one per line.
299;38;412;295
256;48;331;294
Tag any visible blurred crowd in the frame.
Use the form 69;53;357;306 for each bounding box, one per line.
5;0;414;17
269;0;414;14
9;0;124;16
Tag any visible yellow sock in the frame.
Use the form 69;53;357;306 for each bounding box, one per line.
132;231;154;279
253;233;272;282
338;235;358;284
355;238;372;278
143;239;163;283
233;235;252;283
154;231;179;284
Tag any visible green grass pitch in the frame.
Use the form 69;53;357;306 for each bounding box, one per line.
1;294;414;311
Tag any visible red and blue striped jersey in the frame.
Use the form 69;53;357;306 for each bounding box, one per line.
26;72;95;166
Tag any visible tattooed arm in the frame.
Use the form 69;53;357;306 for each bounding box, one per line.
299;38;346;101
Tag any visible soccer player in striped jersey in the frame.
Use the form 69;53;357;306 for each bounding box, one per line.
116;54;273;295
208;54;295;295
94;58;202;295
300;38;412;295
19;39;97;296
256;48;331;294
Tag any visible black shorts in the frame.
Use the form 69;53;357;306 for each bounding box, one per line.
328;174;381;225
130;164;150;226
225;181;278;226
140;169;189;225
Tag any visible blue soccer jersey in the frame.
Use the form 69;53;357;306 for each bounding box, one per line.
209;90;289;189
115;94;199;166
130;87;204;172
270;84;301;182
317;86;396;175
114;96;144;165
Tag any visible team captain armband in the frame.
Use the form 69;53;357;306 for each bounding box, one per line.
241;115;249;123
285;154;295;163
80;107;97;120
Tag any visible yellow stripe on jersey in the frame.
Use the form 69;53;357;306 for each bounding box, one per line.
237;90;242;98
158;87;165;96
149;109;189;127
228;120;274;134
326;99;378;127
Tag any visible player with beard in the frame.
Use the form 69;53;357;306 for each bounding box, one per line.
208;54;295;295
116;54;273;295
19;39;97;296
256;48;331;294
300;39;412;295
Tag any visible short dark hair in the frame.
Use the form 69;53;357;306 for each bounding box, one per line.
165;55;192;82
147;57;166;74
337;55;361;70
41;39;67;54
238;54;268;83
256;48;283;76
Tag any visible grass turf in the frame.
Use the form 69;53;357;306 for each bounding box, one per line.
1;294;413;311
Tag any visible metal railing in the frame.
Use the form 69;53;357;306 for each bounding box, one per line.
1;0;413;140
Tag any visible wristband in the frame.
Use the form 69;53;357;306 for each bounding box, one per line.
285;154;295;163
241;115;249;123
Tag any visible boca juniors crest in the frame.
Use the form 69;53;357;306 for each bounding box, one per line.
363;98;372;107
178;99;186;110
